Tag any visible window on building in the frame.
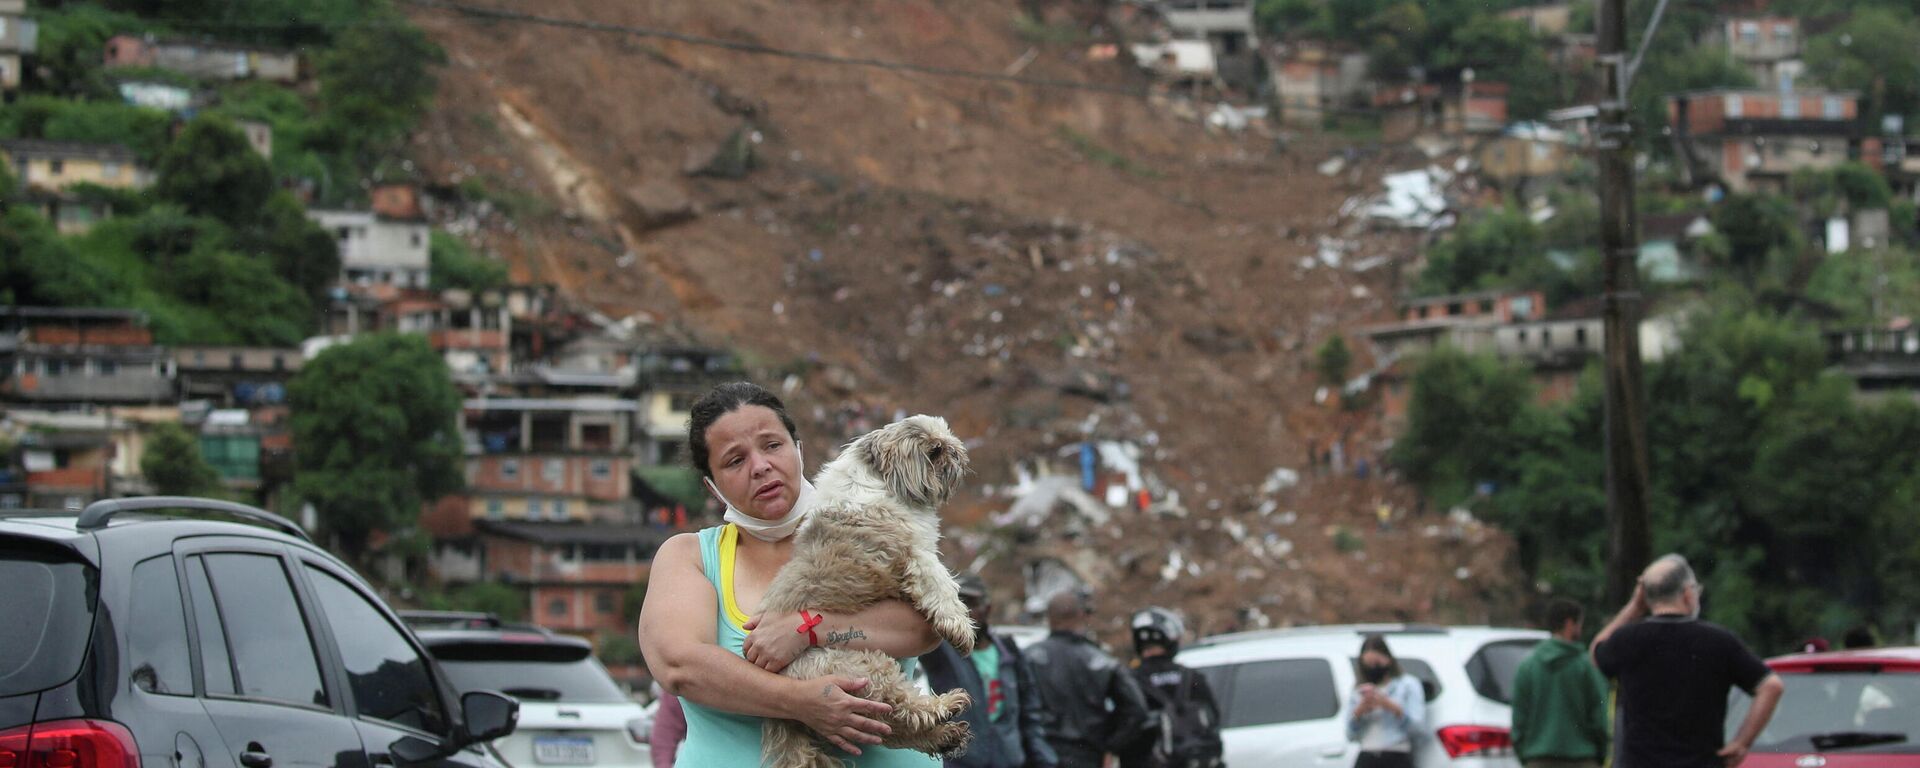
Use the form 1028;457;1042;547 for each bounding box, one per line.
272;355;285;372
96;360;118;376
1446;302;1464;315
1542;329;1554;347
336;227;352;242
1511;296;1535;320
1773;24;1793;43
486;498;503;519
1740;21;1759;44
1727;95;1744;118
595;592;615;614
1518;329;1530;343
49;160;64;175
528;498;544;518
230;353;244;370
553;499;569;520
44;359;67;376
1782;97;1801;118
543;458;564;485
591;460;611;480
410;232;423;248
1824;97;1844;119
1575;327;1588;347
501;459;519;480
1479;299;1494;313
103;163;122;180
548;598;567;618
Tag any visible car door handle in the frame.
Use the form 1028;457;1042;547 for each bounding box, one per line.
239;749;273;768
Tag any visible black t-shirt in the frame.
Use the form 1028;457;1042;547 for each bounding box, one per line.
1594;615;1773;768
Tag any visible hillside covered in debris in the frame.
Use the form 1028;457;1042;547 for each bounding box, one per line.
403;0;1524;637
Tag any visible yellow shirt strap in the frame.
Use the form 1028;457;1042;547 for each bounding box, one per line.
717;523;752;630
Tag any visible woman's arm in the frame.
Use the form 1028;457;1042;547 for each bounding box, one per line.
637;534;895;754
742;598;940;672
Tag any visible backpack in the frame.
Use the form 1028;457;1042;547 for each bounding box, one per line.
1138;666;1225;768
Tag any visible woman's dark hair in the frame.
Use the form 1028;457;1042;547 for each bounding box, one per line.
1358;634;1404;678
687;381;800;478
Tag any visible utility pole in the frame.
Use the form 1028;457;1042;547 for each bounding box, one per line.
1597;0;1654;606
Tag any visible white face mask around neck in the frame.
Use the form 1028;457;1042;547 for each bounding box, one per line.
708;447;815;542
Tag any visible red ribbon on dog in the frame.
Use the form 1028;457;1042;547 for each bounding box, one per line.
797;610;824;647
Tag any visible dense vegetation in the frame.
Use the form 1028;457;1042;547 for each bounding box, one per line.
0;0;446;344
1393;299;1920;653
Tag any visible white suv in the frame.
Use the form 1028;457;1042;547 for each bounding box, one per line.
1175;624;1545;767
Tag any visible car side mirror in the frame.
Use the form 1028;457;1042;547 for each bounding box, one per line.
461;690;520;743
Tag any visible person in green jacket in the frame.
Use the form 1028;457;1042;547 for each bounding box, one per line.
1511;599;1610;768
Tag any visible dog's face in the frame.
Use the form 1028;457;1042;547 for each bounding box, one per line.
855;415;970;510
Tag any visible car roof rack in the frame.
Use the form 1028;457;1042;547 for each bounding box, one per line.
76;496;311;542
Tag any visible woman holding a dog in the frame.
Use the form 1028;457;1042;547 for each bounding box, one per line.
638;382;943;767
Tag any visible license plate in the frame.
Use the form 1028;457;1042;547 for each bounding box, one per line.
533;737;595;765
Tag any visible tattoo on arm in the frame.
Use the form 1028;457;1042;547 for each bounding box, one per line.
824;628;868;647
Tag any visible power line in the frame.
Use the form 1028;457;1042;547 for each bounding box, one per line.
402;0;1148;97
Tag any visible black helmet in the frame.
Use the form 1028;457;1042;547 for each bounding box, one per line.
1131;606;1185;655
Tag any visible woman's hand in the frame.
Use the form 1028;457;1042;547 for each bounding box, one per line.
791;675;894;755
743;611;812;673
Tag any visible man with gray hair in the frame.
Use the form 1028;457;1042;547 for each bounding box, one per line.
1591;554;1786;768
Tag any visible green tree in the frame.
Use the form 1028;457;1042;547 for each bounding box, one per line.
154;116;276;227
1415;207;1552;295
316;19;445;159
140;422;222;496
1805;8;1920;125
1316;335;1353;386
430;231;507;293
1708;193;1802;287
237;193;342;304
0;208;122;306
1806;248;1920;323
289;333;464;562
1390;346;1548;507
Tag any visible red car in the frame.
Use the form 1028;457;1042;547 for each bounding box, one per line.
1729;647;1920;767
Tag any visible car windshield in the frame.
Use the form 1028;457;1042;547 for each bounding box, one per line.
437;657;632;704
0;543;97;698
1728;671;1920;753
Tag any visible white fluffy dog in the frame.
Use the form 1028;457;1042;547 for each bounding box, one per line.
759;415;977;768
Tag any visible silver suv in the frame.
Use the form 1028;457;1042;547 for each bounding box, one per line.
1175;624;1545;767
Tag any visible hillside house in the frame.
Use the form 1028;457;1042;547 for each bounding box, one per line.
0;0;40;93
103;34;300;83
307;208;432;290
115;80;198;112
0;307;174;406
1269;41;1370;127
1825;325;1920;403
1475;123;1579;188
172;346;302;406
1701;16;1804;90
1359;292;1682;426
1;139;155;233
1499;3;1575;35
1669;88;1861;193
1375;80;1509;142
427;520;671;636
1155;0;1260;93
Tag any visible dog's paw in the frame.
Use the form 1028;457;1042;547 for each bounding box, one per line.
935;615;977;655
939;689;971;718
931;721;972;759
